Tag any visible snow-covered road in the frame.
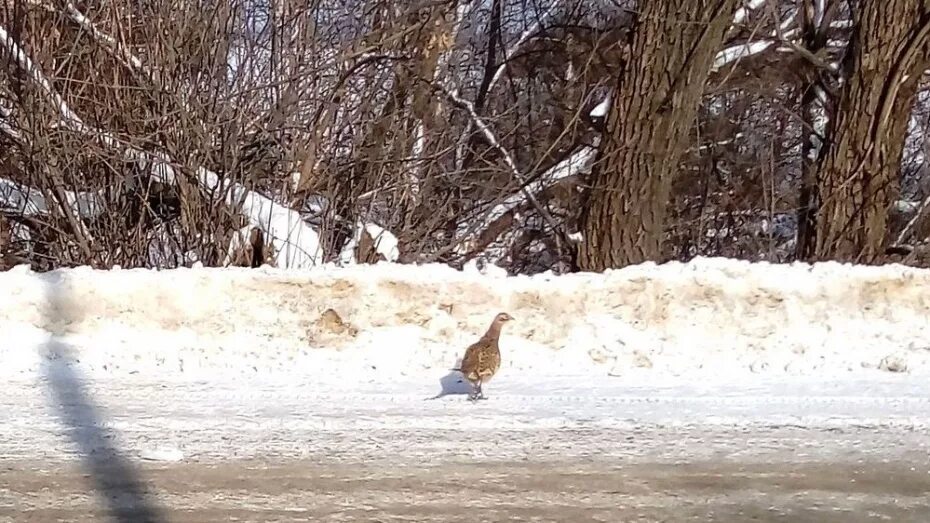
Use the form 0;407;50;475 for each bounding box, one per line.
3;373;930;463
3;259;930;520
2;372;930;521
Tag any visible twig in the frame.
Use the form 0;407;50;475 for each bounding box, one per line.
895;194;930;246
454;0;561;171
433;81;563;237
57;1;155;81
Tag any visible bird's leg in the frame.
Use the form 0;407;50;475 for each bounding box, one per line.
467;381;479;401
465;377;490;401
476;380;487;400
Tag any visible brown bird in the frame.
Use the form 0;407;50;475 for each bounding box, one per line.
458;312;514;401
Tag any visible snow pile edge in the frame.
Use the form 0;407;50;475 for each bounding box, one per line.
1;257;929;379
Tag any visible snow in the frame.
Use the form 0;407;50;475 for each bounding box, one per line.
814;0;826;27
462;258;509;277
61;2;149;76
337;221;401;264
450;0;559;171
714;8;800;72
4;373;930;465
409;121;425;199
590;93;611;118
804;84;829;161
2;257;930;384
896;199;920;213
3;258;930;470
139;447;184;462
0;23;86;130
361;222;400;262
226;180;322;268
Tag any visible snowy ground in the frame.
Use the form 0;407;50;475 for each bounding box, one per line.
4;373;930;464
2;373;930;521
2;258;930;520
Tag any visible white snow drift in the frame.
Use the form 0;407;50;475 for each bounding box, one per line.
1;257;930;380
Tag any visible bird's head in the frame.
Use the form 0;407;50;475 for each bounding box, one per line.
494;312;515;324
485;312;515;339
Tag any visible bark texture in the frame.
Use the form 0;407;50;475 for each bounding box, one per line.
813;0;930;262
577;0;741;271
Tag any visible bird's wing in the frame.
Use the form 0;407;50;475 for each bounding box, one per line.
459;341;483;375
476;347;498;377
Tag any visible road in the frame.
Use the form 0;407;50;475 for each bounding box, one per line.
1;374;930;521
3;457;930;522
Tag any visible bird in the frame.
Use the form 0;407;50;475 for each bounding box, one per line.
458;312;514;401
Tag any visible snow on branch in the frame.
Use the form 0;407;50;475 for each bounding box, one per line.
590;93;611;118
487;144;597;224
453;1;560;172
336;221;400;265
0;177;105;218
0;24;87;131
712;8;799;72
0;102;21;142
689;133;745;153
436;82;562;234
456;144;598;256
712;40;777;71
732;0;768;28
0;22;322;267
813;0;826;27
407;0;476;205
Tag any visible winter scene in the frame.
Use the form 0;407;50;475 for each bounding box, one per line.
2;0;930;521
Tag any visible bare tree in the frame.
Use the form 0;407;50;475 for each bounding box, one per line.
812;0;930;262
2;0;930;275
576;0;742;270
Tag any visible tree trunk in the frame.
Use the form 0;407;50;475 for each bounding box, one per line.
576;0;741;271
813;0;930;262
795;0;834;260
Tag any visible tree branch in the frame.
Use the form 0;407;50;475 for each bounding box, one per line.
0;21;322;267
434;81;563;239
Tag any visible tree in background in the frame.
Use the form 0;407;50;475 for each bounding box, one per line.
2;0;930;273
810;0;930;262
576;0;741;271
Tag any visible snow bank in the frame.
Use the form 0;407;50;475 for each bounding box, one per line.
2;257;930;381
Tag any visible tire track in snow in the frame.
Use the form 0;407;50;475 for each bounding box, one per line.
2;376;930;467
